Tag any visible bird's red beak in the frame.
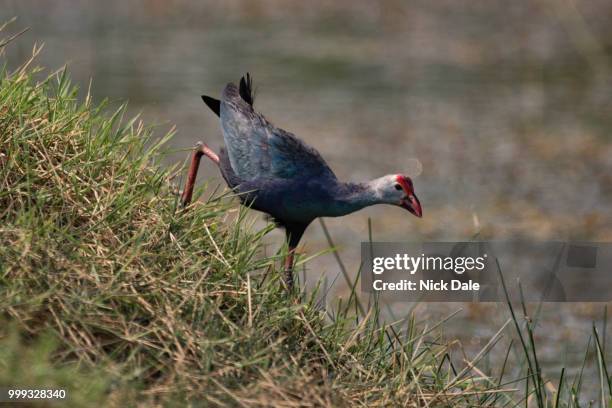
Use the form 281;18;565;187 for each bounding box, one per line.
401;194;422;218
396;175;422;218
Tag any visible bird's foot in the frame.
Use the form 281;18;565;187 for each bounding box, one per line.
192;141;220;164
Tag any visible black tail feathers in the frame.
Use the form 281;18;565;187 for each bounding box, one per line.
201;73;254;117
201;95;220;117
239;73;255;106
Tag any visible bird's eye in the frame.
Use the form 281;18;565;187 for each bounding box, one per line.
394;184;402;191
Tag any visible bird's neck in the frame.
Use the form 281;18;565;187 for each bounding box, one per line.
328;180;382;216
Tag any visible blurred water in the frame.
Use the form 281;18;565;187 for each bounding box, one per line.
3;0;612;396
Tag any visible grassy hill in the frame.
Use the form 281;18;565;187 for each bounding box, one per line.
0;46;609;407
0;55;465;407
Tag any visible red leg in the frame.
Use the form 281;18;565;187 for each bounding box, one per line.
181;142;219;207
284;246;296;290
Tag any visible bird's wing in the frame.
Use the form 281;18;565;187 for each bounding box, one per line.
219;79;336;182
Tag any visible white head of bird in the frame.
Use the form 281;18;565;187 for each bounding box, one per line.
368;174;422;218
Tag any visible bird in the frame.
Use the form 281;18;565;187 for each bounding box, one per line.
181;73;422;290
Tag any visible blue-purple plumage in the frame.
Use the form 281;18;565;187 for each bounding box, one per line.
203;75;342;240
200;74;422;250
195;74;422;288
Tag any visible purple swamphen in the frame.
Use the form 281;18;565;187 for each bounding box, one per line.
181;74;422;290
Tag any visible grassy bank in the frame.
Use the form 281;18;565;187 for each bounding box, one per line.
0;52;483;407
1;44;610;407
